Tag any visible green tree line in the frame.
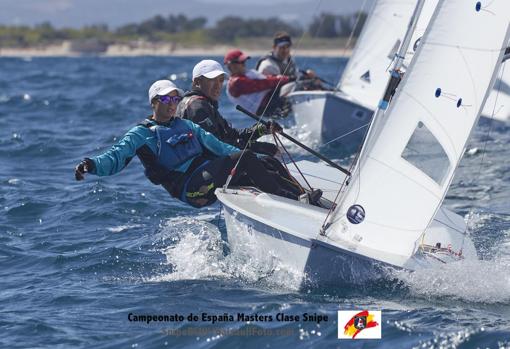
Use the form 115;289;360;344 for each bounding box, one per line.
0;12;366;48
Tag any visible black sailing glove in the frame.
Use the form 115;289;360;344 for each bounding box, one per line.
75;158;95;181
267;121;283;134
248;141;279;156
254;121;283;137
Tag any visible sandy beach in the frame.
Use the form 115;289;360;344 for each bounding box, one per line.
0;41;352;58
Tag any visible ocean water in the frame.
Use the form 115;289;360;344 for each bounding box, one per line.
0;56;509;349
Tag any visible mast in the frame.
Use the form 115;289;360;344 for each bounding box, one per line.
321;0;426;234
359;0;426;159
382;0;425;106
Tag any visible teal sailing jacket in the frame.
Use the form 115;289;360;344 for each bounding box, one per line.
89;118;239;176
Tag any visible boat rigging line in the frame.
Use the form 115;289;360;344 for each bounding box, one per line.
321;122;371;147
235;105;351;176
318;0;426;237
271;132;313;192
475;59;506;184
222;0;328;191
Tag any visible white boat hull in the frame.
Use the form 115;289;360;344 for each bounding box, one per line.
217;184;477;288
224;190;392;286
287;90;373;152
222;200;393;286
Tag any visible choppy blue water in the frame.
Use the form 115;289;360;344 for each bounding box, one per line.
1;56;509;349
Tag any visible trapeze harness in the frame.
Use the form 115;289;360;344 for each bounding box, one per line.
177;94;234;141
255;54;297;80
137;118;214;206
178;93;267;149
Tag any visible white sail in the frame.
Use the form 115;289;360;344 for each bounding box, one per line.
481;61;510;122
329;0;510;261
338;0;416;109
403;0;439;68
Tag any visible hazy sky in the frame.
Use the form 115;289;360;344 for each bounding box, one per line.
0;0;375;28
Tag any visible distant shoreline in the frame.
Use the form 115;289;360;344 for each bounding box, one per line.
0;41;352;58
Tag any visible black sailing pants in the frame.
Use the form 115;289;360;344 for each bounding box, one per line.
183;150;303;208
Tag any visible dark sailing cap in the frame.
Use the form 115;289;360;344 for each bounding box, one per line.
274;34;292;47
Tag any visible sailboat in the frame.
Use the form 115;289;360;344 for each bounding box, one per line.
287;0;508;150
216;0;510;286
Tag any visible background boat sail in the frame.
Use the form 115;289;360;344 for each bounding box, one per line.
286;0;437;150
337;0;438;110
481;59;510;122
287;0;508;149
217;0;510;286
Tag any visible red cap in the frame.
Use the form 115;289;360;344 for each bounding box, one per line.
224;49;250;64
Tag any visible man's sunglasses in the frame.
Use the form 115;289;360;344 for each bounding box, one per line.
157;95;182;105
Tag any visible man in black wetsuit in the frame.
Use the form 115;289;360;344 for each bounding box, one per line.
175;59;281;156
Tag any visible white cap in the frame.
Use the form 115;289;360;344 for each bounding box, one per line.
192;59;226;80
148;80;183;104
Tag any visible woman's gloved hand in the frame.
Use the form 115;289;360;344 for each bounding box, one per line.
256;121;283;136
74;158;95;181
248;141;279;157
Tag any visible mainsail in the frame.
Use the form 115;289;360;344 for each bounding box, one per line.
329;0;510;260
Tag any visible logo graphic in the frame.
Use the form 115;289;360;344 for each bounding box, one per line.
354;315;366;330
338;310;381;339
360;70;371;83
346;204;365;224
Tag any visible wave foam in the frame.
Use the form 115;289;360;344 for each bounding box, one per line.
394;258;510;304
147;215;304;291
395;210;510;304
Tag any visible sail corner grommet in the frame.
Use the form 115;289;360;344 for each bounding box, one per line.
435;88;442;98
475;2;482;12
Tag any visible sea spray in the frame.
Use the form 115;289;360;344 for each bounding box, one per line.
146;215;306;291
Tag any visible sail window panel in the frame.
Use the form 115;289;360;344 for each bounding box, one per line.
401;122;450;185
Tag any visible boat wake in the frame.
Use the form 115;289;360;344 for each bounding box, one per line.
392;212;510;304
147;215;306;291
145;209;510;302
392;258;510;304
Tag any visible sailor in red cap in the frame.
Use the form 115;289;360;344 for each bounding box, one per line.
224;49;290;116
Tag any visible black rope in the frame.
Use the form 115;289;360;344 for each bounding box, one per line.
272;133;313;192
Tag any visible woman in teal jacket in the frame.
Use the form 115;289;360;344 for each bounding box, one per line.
75;80;303;208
